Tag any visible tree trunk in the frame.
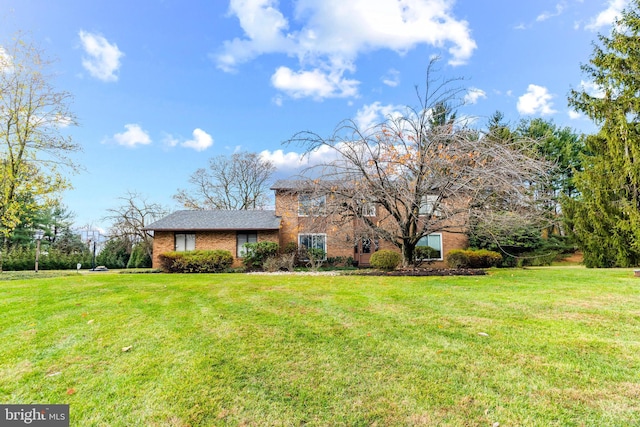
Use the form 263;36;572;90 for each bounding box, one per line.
401;241;415;267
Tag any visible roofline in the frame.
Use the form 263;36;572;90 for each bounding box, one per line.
143;226;281;231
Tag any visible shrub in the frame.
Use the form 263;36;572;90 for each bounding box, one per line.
470;249;503;268
414;246;439;267
1;247;93;271
446;249;502;269
446;249;470;268
370;250;401;271
242;241;279;270
263;252;296;272
158;250;233;273
299;247;326;271
326;256;354;267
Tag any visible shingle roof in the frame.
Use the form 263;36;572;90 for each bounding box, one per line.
270;179;344;191
145;210;281;231
270;179;316;191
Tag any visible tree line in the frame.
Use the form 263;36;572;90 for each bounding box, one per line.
3;0;640;269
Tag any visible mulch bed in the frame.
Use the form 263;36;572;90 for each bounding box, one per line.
356;268;486;276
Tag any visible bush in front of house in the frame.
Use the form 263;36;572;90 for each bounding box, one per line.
413;246;439;267
370;249;402;271
445;249;470;269
446;249;502;269
242;241;279;270
158;250;233;273
263;252;296;272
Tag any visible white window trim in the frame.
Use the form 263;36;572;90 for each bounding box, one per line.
175;233;196;252
298;194;327;217
417;233;443;261
298;233;327;260
362;202;376;217
419;195;441;217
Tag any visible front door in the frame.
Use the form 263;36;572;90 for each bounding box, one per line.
355;238;374;266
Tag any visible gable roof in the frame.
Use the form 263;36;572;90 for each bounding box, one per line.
145;210;281;231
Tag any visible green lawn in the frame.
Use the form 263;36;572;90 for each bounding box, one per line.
1;268;639;426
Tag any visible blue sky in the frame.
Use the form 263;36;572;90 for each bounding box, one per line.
0;0;626;231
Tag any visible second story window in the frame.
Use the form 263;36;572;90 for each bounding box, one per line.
298;194;326;216
361;202;376;217
419;195;441;216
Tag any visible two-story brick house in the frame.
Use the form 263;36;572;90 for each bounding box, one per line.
146;179;467;268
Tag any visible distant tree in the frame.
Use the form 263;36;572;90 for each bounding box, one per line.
567;0;640;267
103;191;169;261
469;115;584;263
288;60;550;266
0;35;80;253
96;237;130;269
174;151;276;210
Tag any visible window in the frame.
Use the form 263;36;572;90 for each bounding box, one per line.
298;234;327;259
237;232;258;258
361;202;376;217
175;233;195;252
419;195;441;216
417;233;442;260
298;194;326;216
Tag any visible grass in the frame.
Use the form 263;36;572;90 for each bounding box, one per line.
1;267;639;426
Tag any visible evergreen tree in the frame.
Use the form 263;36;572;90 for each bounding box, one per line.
568;0;640;267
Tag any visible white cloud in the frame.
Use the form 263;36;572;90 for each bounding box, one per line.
182;128;214;151
517;84;557;116
354;102;404;131
585;0;628;31
271;66;359;99
536;3;566;22
464;87;487;105
260;144;338;171
580;79;606;98
568;110;582;120
382;69;400;87
0;46;14;73
216;0;476;100
108;124;152;148
79;30;124;82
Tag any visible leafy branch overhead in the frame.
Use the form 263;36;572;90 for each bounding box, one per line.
0;35;81;248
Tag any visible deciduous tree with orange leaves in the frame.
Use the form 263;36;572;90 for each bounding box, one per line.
288;60;551;266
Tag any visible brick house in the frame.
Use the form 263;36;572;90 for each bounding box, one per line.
146;180;467;268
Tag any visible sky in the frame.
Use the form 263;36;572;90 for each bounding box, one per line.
0;0;628;232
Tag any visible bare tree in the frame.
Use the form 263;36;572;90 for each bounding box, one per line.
288;60;551;265
174;151;276;210
103;191;169;259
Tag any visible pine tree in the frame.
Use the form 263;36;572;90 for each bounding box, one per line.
568;0;640;267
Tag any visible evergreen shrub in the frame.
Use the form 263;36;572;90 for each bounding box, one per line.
158;250;233;273
370;250;402;270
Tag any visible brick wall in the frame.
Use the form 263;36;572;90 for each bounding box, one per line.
151;229;280;269
273;189;469;267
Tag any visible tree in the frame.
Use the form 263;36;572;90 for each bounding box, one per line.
103;191;169;261
174;151;276;210
288;60;550;266
568;0;640;267
0;35;80;250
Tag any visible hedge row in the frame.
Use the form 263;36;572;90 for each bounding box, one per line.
1;248;92;271
446;249;502;269
158;250;233;273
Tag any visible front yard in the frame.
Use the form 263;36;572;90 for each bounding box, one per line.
1;268;639;426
